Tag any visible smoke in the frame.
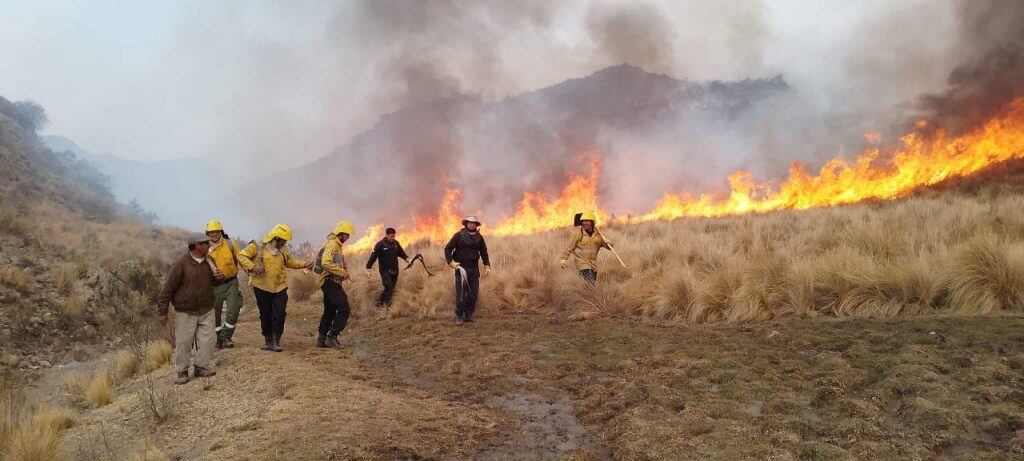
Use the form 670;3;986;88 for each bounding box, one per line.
917;0;1024;134
5;0;1022;240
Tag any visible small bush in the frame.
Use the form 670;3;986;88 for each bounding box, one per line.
141;340;173;373
86;372;113;408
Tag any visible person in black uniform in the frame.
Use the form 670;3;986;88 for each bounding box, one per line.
443;215;491;325
364;227;410;307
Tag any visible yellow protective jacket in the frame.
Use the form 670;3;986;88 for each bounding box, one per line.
318;238;349;287
237;241;309;293
207;238;241;279
561;228;610;271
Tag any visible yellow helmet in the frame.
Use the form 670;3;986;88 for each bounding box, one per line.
265;223;293;242
205;220;224;233
332;220;355;237
579;211;598;224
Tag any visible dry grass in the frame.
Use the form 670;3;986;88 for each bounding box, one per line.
140;340;172;373
52;262;78;296
1;266;33;294
115;350;141;379
86;372;114;408
129;439;168;461
340;191;1024;325
288;271;321;302
1;384;73;461
60;294;87;320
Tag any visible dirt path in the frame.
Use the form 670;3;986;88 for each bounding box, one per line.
60;301;602;460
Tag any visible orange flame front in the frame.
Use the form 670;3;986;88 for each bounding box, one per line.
346;98;1024;252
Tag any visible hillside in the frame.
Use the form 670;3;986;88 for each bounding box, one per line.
40;135;231;227
5;158;1021;459
0;97;184;382
235;64;790;242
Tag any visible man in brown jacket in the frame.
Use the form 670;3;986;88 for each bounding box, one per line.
158;233;222;384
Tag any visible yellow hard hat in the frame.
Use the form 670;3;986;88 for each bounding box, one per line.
579;211;598;224
266;223;293;242
332;220;355;236
205;220;224;233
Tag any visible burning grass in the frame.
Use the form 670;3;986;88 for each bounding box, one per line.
341;186;1024;324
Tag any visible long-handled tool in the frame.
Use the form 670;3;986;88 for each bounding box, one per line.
594;227;627;268
404;253;434;276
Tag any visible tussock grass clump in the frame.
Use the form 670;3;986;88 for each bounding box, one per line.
944;235;1024;314
86;372;114;407
338;191;1024;325
52;262;78;296
61;294;87;320
1;267;33;294
115;350;141;379
1;384;73;461
288;271;321;302
141;340;173;373
3;418;64;461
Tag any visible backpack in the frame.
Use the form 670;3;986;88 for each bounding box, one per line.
312;244;343;275
246;240;265;274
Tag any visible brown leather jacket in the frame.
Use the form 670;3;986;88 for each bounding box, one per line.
157;252;216;315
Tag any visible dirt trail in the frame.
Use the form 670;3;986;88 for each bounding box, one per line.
59;302;601;460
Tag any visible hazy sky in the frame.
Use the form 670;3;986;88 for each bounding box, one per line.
0;1;961;182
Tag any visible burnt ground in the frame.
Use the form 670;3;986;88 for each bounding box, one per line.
55;302;1024;460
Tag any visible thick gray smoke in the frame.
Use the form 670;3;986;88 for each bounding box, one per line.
224;0;1024;242
917;0;1024;134
5;0;1020;241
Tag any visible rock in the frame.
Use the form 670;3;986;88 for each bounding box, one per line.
77;267;136;316
29;316;42;325
1;354;19;367
39;360;51;368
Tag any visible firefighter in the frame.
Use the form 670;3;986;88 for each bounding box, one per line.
364;227;410;308
204;220;244;349
316;221;353;349
236;224;311;352
443;215;491;325
560;211;611;283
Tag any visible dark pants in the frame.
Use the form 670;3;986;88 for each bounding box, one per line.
319;281;350;337
378;269;399;306
579;269;597;283
253;287;288;339
454;265;480;318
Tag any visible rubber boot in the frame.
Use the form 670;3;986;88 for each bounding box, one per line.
270;335;283;352
216;336;225;349
325;335;342;350
315;334;327;348
261;336;273;351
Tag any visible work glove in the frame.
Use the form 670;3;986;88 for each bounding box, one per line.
559;258;568;270
252;265;266;276
213;268;224;280
158;314;168;326
484;266;492;277
306;261;315;270
449;261;460;269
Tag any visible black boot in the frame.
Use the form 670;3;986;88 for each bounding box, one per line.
216;336;225;349
261;336;273;351
270;335;283;352
222;337;235;348
464;313;474;323
315;334;327;348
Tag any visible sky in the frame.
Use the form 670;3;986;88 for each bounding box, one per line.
0;0;964;187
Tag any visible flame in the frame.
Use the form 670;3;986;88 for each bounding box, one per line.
345;98;1024;252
